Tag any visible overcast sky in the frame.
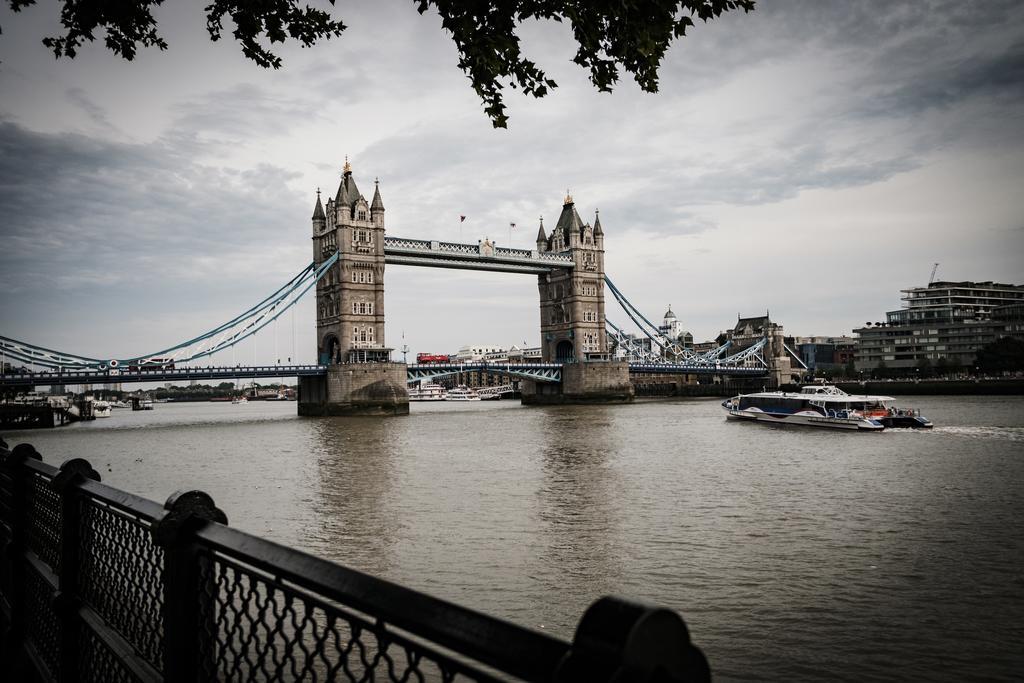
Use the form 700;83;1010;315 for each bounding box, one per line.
1;0;1022;365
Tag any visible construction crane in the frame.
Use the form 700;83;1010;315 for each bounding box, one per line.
929;262;940;284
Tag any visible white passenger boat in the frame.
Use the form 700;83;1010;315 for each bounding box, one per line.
445;385;481;401
408;383;447;401
92;400;112;418
231;396;248;404
722;385;932;431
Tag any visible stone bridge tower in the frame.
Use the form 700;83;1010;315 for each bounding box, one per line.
535;195;608;362
301;159;408;416
313;160;388;364
527;194;632;404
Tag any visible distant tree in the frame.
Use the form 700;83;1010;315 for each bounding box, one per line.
843;359;856;379
874;360;888;380
975;336;1024;374
2;0;756;127
916;357;933;379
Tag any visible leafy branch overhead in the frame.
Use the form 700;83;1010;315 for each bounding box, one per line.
3;0;755;127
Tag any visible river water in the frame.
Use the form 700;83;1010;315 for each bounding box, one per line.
5;395;1023;681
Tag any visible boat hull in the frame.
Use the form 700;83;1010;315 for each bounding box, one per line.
723;405;884;431
879;415;933;429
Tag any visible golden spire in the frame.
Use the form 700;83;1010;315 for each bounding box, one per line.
343;155;352;174
564;189;573;205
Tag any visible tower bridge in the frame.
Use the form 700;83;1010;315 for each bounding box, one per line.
2;159;799;414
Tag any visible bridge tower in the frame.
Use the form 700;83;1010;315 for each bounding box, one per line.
298;159;408;416
527;195;633;403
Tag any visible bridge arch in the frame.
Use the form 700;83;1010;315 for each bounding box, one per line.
555;340;574;362
320;333;340;365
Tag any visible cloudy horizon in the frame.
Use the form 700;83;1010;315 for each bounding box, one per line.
2;0;1022;365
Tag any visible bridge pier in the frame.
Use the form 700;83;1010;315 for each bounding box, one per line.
521;361;634;405
298;363;409;416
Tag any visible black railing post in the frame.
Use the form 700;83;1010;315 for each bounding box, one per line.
0;442;42;676
555;596;710;683
152;490;227;681
51;458;101;683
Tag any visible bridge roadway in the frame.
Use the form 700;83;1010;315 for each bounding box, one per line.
1;360;767;388
0;365;327;388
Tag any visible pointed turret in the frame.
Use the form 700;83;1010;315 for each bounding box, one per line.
312;189;326;234
312;191;326;220
370;179;385;228
593;209;603;236
371;179;385;212
536;216;547;251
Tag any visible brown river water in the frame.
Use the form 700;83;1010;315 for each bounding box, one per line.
5;395;1023;681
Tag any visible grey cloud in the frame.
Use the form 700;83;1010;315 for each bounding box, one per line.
862;41;1024;118
165;83;325;150
0;119;306;296
65;88;116;132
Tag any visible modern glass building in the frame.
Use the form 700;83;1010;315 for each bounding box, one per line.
854;281;1024;370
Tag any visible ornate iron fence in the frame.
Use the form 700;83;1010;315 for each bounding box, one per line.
0;439;710;682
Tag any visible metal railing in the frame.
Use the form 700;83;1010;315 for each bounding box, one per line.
0;439;710;682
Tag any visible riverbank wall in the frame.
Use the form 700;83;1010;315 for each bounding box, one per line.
794;380;1024;395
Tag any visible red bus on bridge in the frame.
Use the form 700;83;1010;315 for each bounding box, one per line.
415;353;451;364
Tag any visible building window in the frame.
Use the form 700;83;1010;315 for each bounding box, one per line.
352;301;374;315
358;210;367;221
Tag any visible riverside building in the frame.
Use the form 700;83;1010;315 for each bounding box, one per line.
854;280;1024;371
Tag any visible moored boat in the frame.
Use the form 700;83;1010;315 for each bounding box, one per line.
92;400;112;418
409;383;447;401
722;385;932;431
445;385;481;401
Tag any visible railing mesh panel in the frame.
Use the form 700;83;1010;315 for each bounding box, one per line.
25;562;61;679
79;622;140;683
26;472;61;571
202;552;490;682
78;499;165;670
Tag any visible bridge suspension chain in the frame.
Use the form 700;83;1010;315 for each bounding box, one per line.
605;320;661;362
2;252;339;372
603;276;766;369
603;276;688;359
